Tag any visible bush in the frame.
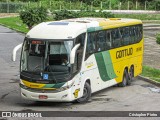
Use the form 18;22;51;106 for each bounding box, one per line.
20;7;48;29
79;11;114;18
156;34;160;44
53;10;78;20
53;10;114;20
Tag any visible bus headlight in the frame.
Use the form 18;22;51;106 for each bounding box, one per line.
57;82;74;92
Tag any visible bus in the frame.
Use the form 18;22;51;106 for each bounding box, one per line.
12;18;143;102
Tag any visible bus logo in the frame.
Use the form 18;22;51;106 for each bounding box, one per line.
116;48;133;59
73;89;80;98
43;74;48;80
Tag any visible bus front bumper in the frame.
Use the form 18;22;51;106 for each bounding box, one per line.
20;88;74;102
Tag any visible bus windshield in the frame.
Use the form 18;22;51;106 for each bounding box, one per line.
21;39;73;81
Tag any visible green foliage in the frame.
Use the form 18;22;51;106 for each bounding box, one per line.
53;10;78;20
79;11;114;18
53;10;114;20
156;33;160;44
20;7;48;29
141;66;160;82
114;14;160;20
0;17;28;33
151;0;160;10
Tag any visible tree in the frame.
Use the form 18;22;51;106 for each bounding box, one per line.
20;7;48;29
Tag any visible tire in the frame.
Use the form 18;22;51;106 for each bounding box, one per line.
76;82;91;103
129;66;134;80
118;69;129;87
127;66;134;85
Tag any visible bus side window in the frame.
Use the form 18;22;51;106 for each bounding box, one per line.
111;29;121;48
106;30;112;50
123;27;130;45
74;33;85;72
75;33;85;47
111;30;115;48
85;32;96;59
86;33;92;55
134;26;139;43
130;26;136;44
138;24;143;42
97;31;106;51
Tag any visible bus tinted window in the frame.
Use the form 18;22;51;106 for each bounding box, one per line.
86;32;96;56
74;33;86;72
97;31;106;51
111;29;122;48
122;27;131;45
75;33;85;46
105;31;112;50
85;24;143;60
129;26;136;44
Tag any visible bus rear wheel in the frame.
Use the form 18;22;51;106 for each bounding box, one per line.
128;66;134;85
76;82;91;103
118;69;129;87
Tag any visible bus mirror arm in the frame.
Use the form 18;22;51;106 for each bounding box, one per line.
12;43;23;61
70;44;80;64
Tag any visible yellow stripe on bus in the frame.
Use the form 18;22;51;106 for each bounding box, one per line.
22;80;46;89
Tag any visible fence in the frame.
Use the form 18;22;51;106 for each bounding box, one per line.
0;2;25;13
0;1;159;13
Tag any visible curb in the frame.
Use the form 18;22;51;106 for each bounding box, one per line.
137;75;160;87
0;23;26;36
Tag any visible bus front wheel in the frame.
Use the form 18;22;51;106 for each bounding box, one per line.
76;82;91;103
118;69;129;87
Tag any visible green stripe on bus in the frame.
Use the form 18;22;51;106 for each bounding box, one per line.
43;82;65;88
102;51;117;79
53;82;66;88
87;27;103;32
43;84;55;88
95;52;110;81
95;51;117;81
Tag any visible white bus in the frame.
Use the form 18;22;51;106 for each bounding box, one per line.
12;18;143;102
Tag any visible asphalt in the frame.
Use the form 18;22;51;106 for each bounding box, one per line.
143;26;160;69
0;25;160;119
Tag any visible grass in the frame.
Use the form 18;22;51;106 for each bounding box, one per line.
141;66;160;83
156;33;160;44
0;17;28;33
114;14;160;20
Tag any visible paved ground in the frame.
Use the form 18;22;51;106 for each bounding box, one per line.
0;25;160;119
143;25;160;69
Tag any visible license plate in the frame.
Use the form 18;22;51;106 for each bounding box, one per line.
39;95;48;99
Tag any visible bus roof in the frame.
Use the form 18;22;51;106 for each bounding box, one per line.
26;18;142;39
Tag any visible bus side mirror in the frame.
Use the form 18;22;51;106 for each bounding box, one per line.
12;43;22;61
70;44;80;64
